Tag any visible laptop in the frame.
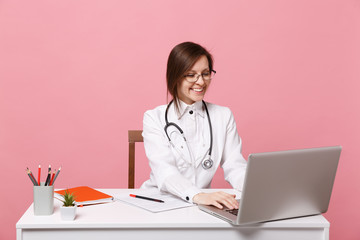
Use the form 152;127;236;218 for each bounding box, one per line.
198;146;341;225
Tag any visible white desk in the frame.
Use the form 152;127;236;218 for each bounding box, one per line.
16;189;330;240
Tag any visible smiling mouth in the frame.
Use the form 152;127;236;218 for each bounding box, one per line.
191;88;204;93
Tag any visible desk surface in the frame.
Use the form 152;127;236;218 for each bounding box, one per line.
17;188;329;228
16;189;330;240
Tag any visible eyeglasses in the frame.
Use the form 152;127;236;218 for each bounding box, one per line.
184;70;216;83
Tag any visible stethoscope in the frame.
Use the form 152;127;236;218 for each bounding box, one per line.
164;100;213;170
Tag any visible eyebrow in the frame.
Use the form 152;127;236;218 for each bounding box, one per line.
187;68;210;73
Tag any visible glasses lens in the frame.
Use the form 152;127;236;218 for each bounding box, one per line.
184;74;198;82
202;72;212;81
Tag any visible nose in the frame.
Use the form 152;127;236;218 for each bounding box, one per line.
195;75;205;85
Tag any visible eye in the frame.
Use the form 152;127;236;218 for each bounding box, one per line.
202;72;210;76
186;74;196;78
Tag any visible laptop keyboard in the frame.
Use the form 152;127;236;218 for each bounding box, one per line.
226;208;239;216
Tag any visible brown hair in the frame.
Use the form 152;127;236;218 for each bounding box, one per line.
166;42;214;112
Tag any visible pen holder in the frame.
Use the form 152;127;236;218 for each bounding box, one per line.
33;182;54;215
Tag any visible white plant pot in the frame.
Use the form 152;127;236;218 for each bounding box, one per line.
60;205;77;221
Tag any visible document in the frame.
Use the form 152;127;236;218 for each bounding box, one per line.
115;189;194;213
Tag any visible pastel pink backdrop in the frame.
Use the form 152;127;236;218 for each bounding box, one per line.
0;1;359;239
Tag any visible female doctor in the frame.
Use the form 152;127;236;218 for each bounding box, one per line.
141;42;247;210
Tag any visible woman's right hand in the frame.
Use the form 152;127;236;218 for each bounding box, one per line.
192;191;239;209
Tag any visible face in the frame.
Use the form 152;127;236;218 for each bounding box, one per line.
177;55;211;105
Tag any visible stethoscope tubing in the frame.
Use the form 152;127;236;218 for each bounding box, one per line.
202;100;212;156
164;100;213;169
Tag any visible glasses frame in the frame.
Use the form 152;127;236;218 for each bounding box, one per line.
184;70;217;83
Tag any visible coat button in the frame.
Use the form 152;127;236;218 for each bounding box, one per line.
186;196;189;201
189;110;193;114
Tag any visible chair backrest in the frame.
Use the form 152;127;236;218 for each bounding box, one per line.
128;130;143;188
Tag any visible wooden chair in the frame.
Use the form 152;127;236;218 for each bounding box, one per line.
128;130;143;188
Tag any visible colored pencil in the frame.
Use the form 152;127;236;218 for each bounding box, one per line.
26;168;37;186
37;164;41;186
29;168;38;186
52;167;61;185
50;170;55;186
129;194;164;203
44;165;51;186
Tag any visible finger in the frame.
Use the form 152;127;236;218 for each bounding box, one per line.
217;194;238;209
220;198;236;210
212;201;223;209
230;199;239;209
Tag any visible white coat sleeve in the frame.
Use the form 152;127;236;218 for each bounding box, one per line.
220;109;247;191
143;110;202;203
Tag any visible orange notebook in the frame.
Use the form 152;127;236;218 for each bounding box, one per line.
55;186;114;206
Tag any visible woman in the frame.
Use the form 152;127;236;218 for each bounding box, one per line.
141;42;247;210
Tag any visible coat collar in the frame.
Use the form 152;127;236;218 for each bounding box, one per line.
177;100;205;119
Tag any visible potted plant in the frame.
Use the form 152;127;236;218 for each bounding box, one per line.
60;190;77;220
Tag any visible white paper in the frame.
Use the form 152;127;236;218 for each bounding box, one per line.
115;189;194;213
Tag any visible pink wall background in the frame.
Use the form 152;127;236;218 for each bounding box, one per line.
1;0;359;239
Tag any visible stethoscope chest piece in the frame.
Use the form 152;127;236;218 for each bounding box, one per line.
202;157;213;170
